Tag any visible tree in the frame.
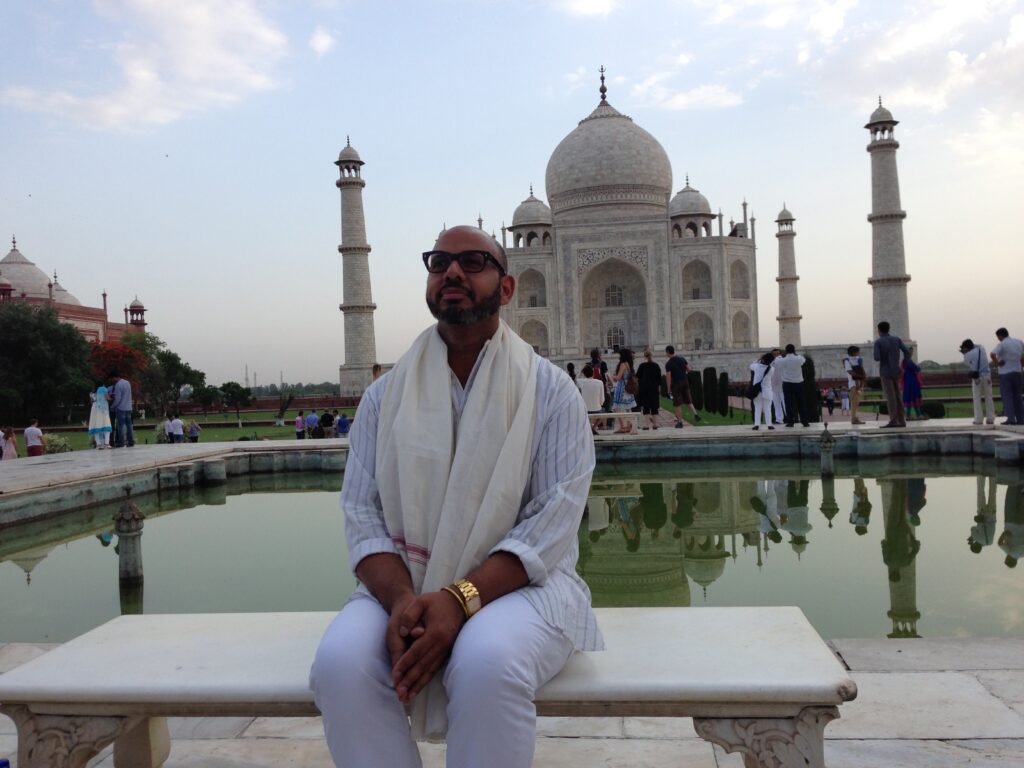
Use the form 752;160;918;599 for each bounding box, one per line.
118;331;206;417
190;384;222;416
687;370;704;410
802;354;821;423
0;303;92;424
702;367;718;413
156;348;205;411
89;340;149;383
220;381;252;426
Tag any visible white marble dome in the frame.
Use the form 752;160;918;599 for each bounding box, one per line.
669;183;712;217
776;206;794;222
0;244;53;300
867;103;895;125
52;279;80;306
511;193;552;227
545;101;672;214
337;143;362;164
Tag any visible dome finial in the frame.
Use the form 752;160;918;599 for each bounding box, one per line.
685;173;690;186
878;95;883;108
529;183;533;196
599;65;607;103
11;235;16;249
346;135;351;147
53;269;58;282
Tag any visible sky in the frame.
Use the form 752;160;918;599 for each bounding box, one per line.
2;0;1022;386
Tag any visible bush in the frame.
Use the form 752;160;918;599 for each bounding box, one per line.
688;370;704;410
802;354;821;423
921;401;946;418
703;367;718;413
42;434;73;454
717;372;730;417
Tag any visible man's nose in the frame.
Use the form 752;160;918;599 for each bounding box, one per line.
443;258;467;279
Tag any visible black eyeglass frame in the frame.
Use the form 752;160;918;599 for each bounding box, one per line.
421;250;507;277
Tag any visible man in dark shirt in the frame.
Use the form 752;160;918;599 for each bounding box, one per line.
664;345;700;428
872;321;911;428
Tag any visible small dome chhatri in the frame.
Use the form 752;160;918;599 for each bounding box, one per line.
866;96;896;128
337;136;363;164
669;177;712;217
512;187;553;227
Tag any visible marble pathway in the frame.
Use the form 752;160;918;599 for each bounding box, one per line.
2;637;1024;767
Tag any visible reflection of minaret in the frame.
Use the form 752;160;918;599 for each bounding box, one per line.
866;98;912;343
879;480;921;638
336;137;378;395
775;205;801;346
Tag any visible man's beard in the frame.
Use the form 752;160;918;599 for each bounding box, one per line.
426;280;502;326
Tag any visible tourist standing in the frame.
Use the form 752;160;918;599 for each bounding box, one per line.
999;484;1024;568
843;346;867;425
24;418;43;457
635;348;662;430
305;409;319;437
330;409;341;437
990;328;1024;425
769;348;786;425
772;345;809;427
961;339;995;425
901;358;926;420
749;352;775;430
968;476;997;554
664;345;700;428
87;384;112;449
320;409;335;437
295;411;306;440
336;412;350;436
610;349;637;433
309;224;599;768
589;347;610;414
1;427;17;460
872;322;910;428
565;362;577;386
839;386;850;416
110;370;135;447
169;414;185;443
187;420;202;443
578;365;605;434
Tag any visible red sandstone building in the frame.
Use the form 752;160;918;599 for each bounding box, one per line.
0;237;148;342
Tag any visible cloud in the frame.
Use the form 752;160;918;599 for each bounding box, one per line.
309;25;335;57
548;0;618;16
0;0;287;130
694;0;860;44
632;73;743;109
947;108;1024;175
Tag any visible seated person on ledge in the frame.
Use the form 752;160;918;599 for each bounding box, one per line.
309;225;603;768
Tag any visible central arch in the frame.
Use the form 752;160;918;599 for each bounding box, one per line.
581;258;648;352
682;260;712;301
518;268;547;308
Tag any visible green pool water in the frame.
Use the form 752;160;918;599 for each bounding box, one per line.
1;470;1022;643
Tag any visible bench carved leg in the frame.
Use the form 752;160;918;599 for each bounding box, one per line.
693;706;839;768
0;703;141;768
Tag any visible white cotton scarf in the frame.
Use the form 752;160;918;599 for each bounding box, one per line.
375;319;538;739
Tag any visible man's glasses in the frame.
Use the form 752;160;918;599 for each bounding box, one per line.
422;250;507;276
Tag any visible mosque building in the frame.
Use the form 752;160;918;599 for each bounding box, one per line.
335;73;911;392
0;237;148;343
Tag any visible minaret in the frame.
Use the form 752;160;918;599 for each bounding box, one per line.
336;137;378;394
866;98;911;342
775;205;801;346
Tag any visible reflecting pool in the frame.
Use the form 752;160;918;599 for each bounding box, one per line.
2;470;1023;643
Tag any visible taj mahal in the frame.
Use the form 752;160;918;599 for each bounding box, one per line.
335;73;912;394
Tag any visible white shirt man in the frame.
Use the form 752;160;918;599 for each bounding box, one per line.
991;329;1024;425
771;346;809;427
578;370;606;413
961;340;994;425
309;225;600;768
169;417;185;443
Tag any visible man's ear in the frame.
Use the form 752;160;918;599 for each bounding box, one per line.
499;274;516;306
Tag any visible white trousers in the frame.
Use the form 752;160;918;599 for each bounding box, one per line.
310;592;574;768
771;388;786;423
972;377;996;424
752;389;773;426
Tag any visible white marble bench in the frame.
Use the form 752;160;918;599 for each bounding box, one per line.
0;607;856;768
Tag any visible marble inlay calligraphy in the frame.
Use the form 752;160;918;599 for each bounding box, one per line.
576;246;648;275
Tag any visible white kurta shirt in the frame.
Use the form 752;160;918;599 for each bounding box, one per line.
342;347;604;651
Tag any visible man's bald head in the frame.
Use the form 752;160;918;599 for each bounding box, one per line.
434;225;508;270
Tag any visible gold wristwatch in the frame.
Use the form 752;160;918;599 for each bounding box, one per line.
452;578;482;618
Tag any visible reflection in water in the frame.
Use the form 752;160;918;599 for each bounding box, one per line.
4;470;1024;642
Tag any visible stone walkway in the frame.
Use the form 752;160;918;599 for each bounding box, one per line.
2;636;1024;767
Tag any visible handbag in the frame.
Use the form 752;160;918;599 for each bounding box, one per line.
624;371;639;396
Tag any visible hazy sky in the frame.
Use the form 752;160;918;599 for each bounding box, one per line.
2;0;1022;385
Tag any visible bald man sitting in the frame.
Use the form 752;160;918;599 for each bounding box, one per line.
310;225;603;768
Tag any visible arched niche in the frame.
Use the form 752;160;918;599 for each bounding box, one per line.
682;260;712;301
520;319;549;355
514;232;523;248
684;311;714;351
581;258;648;352
517;268;547;309
526;231;539;247
703;221;712;236
730;260;750;299
732;311;751;347
672;223;683;239
542;232;551;246
685;222;698;238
